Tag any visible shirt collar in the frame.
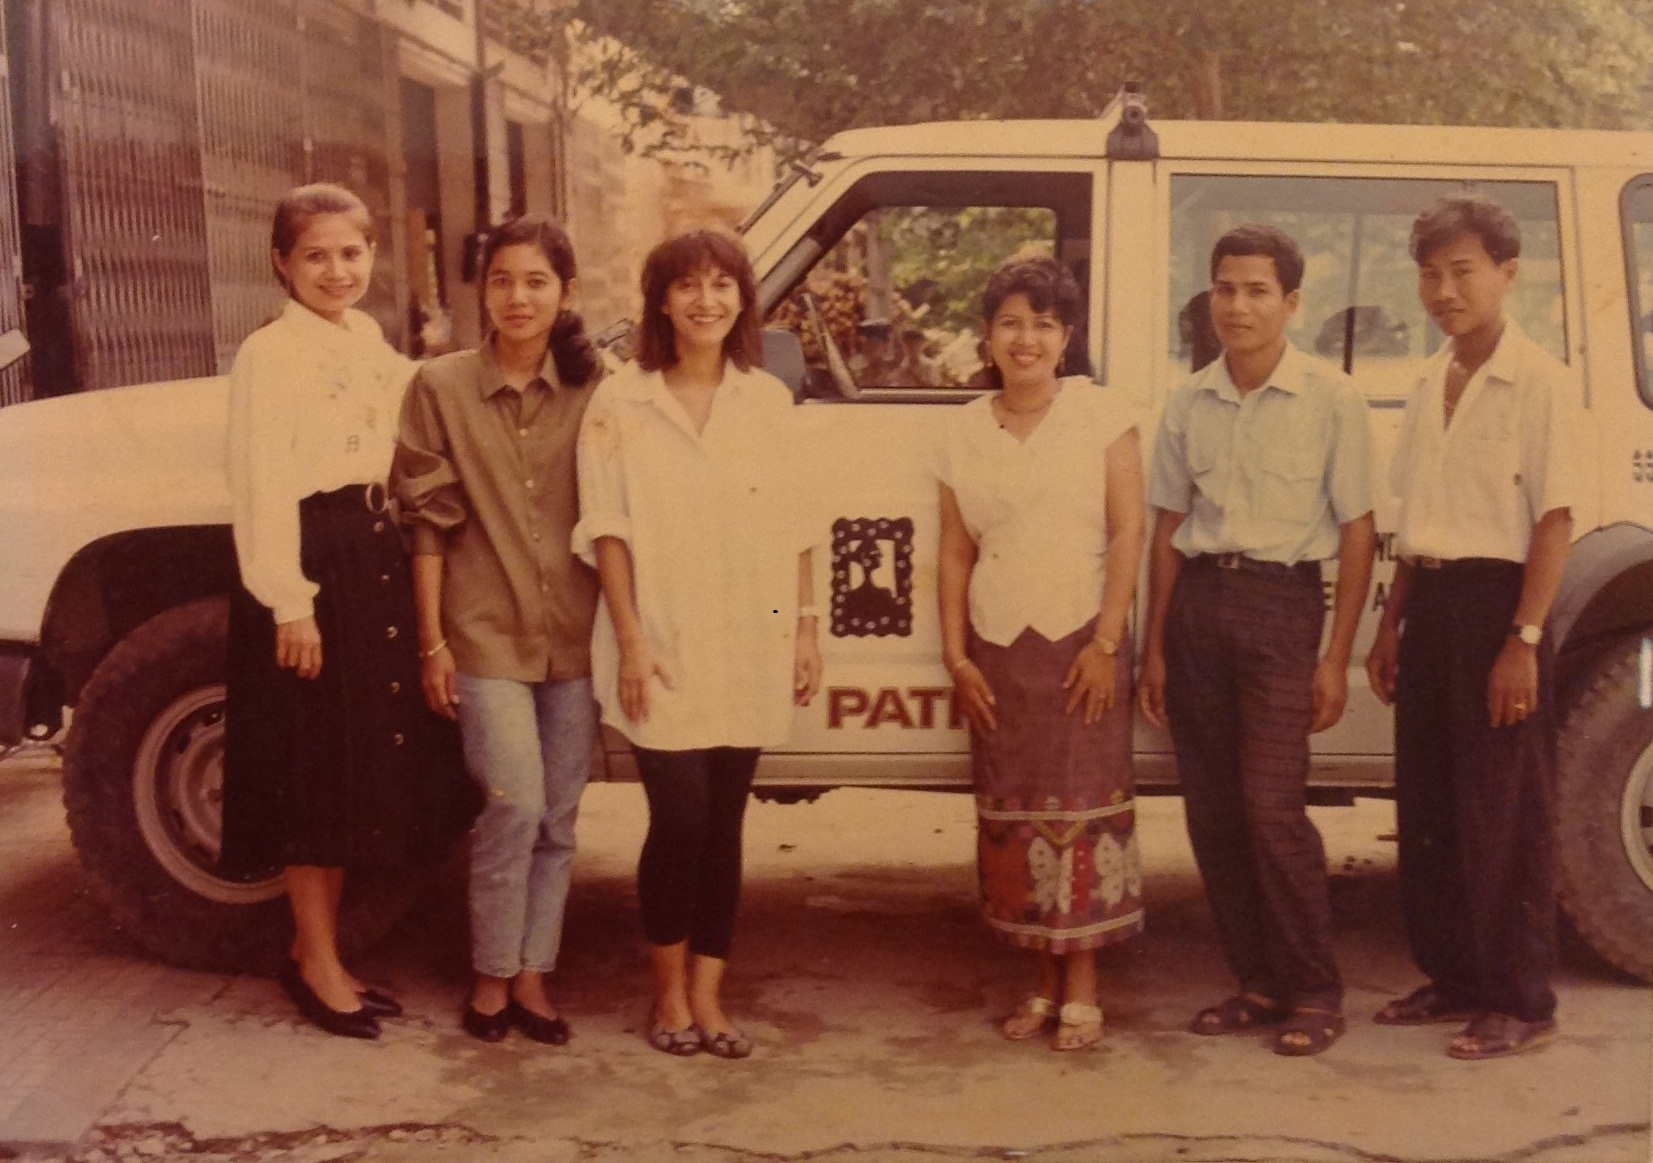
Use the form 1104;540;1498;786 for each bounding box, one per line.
610;360;752;404
476;336;562;400
1421;316;1525;390
279;297;377;343
1194;342;1306;402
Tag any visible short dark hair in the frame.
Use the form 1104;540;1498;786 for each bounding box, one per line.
269;182;374;286
635;230;763;374
1209;224;1305;295
979;256;1082;391
481;213;600;387
982;255;1082;329
1410;194;1521;266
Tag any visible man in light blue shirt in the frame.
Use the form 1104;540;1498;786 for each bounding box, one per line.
1140;224;1376;1057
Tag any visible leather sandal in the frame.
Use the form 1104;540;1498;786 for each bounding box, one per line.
1374;984;1478;1027
1447;1013;1557;1060
1053;1002;1103;1052
1273;1008;1345;1057
1190;992;1288;1036
1000;996;1058;1041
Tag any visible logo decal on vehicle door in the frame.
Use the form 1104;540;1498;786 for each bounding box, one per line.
830;517;913;637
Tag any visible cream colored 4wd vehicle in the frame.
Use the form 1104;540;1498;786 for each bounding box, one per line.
2;98;1650;978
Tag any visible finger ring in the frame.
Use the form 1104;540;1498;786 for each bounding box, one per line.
1513;702;1529;712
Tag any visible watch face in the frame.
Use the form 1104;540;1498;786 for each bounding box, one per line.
1517;624;1543;646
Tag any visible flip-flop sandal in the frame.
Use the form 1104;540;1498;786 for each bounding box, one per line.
1000;996;1059;1041
1374;985;1479;1026
695;1024;753;1060
647;1021;703;1056
1273;1008;1346;1057
1190;993;1288;1035
1447;1013;1556;1061
1053;1002;1103;1052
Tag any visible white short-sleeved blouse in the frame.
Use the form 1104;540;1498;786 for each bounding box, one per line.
227;300;417;623
936;377;1139;647
573;362;819;750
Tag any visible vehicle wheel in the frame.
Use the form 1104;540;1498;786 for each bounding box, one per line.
62;598;422;972
1554;636;1653;982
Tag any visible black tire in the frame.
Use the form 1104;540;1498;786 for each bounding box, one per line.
62;598;424;973
1554;636;1653;982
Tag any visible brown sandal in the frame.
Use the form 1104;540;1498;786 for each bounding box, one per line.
1447;1013;1556;1060
1190;992;1288;1036
1273;1008;1345;1057
1374;985;1478;1027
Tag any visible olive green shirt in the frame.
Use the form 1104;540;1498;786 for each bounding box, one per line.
392;343;600;682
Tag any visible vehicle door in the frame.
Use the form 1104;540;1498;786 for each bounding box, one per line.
754;162;1103;790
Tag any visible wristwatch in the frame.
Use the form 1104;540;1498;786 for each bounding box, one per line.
1094;635;1119;655
1512;623;1543;647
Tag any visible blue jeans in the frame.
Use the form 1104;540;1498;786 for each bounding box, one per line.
455;674;596;978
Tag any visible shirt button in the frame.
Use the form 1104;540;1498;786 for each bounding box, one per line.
390;681;401;694
373;520;384;533
531;531;542;541
386;626;399;639
392;733;405;746
380;574;390;584
524;479;535;489
518;428;528;437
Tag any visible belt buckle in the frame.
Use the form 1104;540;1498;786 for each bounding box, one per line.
364;482;389;515
1215;552;1244;570
1416;555;1444;570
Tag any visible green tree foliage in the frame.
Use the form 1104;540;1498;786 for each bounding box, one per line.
558;0;1653;163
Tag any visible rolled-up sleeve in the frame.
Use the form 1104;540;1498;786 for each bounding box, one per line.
227;334;317;624
1327;382;1375;524
1145;388;1195;514
571;382;631;566
392;370;469;556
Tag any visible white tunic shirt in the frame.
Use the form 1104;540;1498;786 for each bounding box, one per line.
935;377;1139;647
1389;321;1588;562
227;300;417;623
573;362;818;750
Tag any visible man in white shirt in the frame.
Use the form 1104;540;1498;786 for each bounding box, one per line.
1366;194;1584;1060
1142;225;1376;1057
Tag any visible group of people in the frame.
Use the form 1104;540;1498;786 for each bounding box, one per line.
220;181;1578;1066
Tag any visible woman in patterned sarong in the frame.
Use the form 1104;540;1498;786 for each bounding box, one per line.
936;255;1147;1051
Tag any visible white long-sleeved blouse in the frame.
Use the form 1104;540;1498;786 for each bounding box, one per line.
573;362;818;750
227;300;417;623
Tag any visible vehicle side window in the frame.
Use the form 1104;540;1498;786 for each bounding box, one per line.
762;171;1092;402
1620;177;1653;410
1168;175;1567;402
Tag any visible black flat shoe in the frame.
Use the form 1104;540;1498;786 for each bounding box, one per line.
509;1000;571;1045
356;987;403;1019
461;1004;511;1043
277;962;380;1040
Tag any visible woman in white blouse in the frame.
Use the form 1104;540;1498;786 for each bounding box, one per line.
936;255;1148;1052
221;183;472;1040
575;230;822;1059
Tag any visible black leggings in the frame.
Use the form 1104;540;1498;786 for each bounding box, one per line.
633;745;760;959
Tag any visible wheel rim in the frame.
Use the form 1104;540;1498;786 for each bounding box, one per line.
1622;736;1653;894
132;684;283;905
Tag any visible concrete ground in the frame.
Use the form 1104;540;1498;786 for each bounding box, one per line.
0;745;1649;1163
